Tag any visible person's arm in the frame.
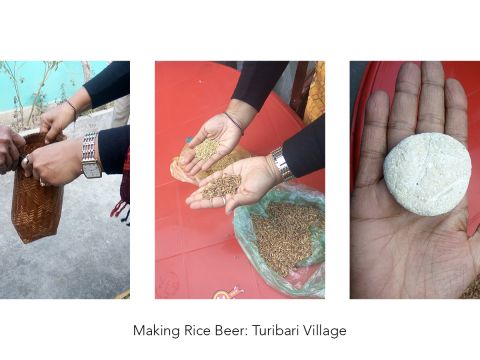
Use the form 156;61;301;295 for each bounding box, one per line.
98;125;130;174
232;61;289;111
83;61;130;109
40;61;130;144
282;114;325;178
182;62;288;176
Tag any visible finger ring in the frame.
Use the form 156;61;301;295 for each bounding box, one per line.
21;156;29;167
39;178;46;187
222;196;226;206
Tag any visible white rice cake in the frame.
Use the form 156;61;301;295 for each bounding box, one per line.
384;133;471;216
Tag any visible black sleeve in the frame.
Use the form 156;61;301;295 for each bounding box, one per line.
98;125;130;174
231;61;289;111
83;61;130;109
282;115;325;178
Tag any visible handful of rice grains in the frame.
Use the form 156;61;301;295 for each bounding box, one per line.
252;203;323;277
201;175;241;200
194;139;219;160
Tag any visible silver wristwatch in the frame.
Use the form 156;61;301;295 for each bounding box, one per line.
81;132;102;179
271;146;294;182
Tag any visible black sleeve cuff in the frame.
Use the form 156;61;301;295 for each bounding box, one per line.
83;61;130;109
98;125;130;174
282;115;325;178
232;61;289;111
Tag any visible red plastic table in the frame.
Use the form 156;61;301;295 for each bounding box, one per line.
351;61;480;236
155;62;325;299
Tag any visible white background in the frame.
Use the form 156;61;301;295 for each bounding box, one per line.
1;0;480;358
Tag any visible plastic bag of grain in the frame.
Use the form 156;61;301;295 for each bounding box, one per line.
170;138;252;186
233;183;325;298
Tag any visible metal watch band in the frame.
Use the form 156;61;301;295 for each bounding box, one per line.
271;146;294;182
82;132;98;162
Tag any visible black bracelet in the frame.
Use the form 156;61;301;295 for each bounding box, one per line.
65;100;79;122
224;112;244;136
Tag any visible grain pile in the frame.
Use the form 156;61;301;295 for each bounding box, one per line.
202;175;241;200
461;274;480;299
205;153;238;176
195;139;219;160
252;203;323;277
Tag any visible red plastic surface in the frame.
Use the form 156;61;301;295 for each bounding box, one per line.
155;62;325;299
351;61;480;235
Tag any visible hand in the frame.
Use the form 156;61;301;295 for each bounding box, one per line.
0;125;26;174
181;99;257;176
40;103;75;144
351;61;480;298
186;155;282;214
22;138;83;186
40;87;92;144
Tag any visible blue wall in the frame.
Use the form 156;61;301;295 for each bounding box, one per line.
0;61;108;112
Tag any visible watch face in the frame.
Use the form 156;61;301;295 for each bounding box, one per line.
83;162;102;179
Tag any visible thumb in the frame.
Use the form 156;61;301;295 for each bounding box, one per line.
10;130;26;148
225;193;253;214
188;128;207;149
45;126;62;144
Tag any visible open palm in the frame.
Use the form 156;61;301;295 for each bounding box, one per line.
186;156;281;214
351;62;480;298
182;113;242;176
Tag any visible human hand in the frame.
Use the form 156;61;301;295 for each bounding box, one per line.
186;155;282;214
0;125;26;174
351;61;480;298
40;87;92;144
181;99;257;176
39;103;75;144
21;138;83;186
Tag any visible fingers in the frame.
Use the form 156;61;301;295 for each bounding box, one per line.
45;126;63;144
355;90;389;188
445;78;468;147
225;193;250;214
8;142;20;170
179;147;195;166
387;62;421;150
1;149;13;172
184;157;202;174
416;61;445;134
201;149;227;172
188;127;207;148
198;168;227;188
188;196;226;210
39;113;51;134
10;130;26;148
0;156;7;175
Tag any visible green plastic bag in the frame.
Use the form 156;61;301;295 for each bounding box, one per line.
233;183;325;298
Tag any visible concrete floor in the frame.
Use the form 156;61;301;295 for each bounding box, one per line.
0;109;130;298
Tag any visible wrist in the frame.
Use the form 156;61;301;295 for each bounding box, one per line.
265;154;283;185
80;132;103;178
226;99;257;129
68;87;92;115
269;146;295;182
73;137;83;169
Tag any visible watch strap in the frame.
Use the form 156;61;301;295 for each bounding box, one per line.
271;146;294;182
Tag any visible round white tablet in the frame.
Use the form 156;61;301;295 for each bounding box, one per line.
383;133;471;216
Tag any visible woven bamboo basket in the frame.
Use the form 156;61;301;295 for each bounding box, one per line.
11;133;64;244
